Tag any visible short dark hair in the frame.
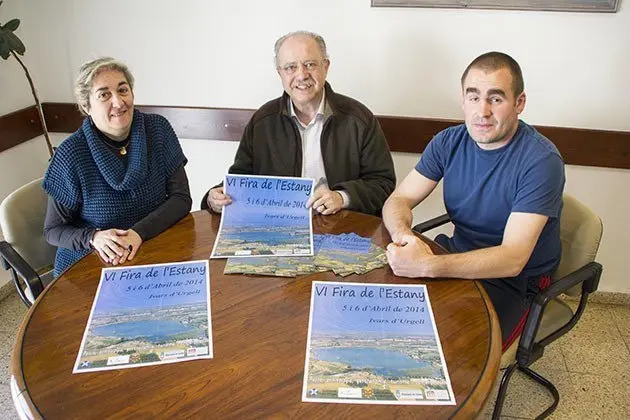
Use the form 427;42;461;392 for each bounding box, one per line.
461;52;524;97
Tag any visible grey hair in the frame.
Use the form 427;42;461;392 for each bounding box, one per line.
74;57;135;116
274;31;328;66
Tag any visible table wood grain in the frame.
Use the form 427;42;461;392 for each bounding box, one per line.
11;210;501;419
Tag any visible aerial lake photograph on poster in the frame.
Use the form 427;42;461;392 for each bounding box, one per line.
303;282;454;405
211;175;314;257
306;333;450;402
76;302;210;370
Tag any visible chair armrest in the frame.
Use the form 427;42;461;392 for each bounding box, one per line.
412;214;451;234
516;261;602;366
0;241;44;305
536;262;602;305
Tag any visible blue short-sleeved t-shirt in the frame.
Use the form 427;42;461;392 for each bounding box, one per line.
416;120;565;277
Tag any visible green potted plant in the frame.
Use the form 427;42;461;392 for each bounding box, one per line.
0;0;53;156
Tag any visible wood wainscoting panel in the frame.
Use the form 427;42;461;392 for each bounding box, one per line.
41;103;255;142
378;115;630;170
2;103;629;169
41;103;84;134
0;106;44;153
138;106;254;141
535;125;630;170
377;115;459;154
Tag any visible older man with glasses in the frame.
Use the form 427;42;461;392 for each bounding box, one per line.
202;30;395;216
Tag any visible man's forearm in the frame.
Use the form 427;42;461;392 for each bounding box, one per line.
382;195;415;240
423;245;528;279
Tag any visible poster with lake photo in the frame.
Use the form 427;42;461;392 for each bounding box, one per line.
211;174;314;258
302;282;455;405
73;261;212;374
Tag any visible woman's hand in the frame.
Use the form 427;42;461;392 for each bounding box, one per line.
91;229;128;265
91;229;143;265
116;229;143;263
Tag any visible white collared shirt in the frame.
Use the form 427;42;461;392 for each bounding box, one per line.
289;93;350;207
289;93;327;181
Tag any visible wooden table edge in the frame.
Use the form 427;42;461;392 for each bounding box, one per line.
452;280;502;419
11;275;53;420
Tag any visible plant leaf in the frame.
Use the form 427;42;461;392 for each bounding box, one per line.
0;45;9;60
3;18;20;32
5;30;25;54
0;32;10;59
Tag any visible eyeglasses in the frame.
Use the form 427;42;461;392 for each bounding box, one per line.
277;60;327;75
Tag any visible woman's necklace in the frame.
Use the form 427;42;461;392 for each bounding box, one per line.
100;133;130;155
91;117;131;155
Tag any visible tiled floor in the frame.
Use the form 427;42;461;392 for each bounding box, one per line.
478;298;630;419
0;292;628;419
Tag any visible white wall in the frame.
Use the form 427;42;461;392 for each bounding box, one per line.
18;0;630;131
1;0;628;292
0;0;56;213
0;0;58;287
0;0;35;115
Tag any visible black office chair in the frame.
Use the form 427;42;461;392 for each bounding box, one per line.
0;178;56;306
412;194;603;419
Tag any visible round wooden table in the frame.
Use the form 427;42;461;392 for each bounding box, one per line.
11;210;501;419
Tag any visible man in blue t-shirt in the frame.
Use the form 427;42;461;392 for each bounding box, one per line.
383;52;565;351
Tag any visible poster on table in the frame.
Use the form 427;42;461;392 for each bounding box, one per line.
210;174;314;258
302;281;455;405
73;260;212;374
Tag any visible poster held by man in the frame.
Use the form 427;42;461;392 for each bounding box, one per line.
211;174;314;258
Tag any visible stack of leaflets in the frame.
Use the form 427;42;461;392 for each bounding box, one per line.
314;233;387;277
223;233;388;278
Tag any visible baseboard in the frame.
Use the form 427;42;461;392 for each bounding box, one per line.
564;291;630;306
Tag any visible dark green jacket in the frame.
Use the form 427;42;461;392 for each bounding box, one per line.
202;83;395;216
